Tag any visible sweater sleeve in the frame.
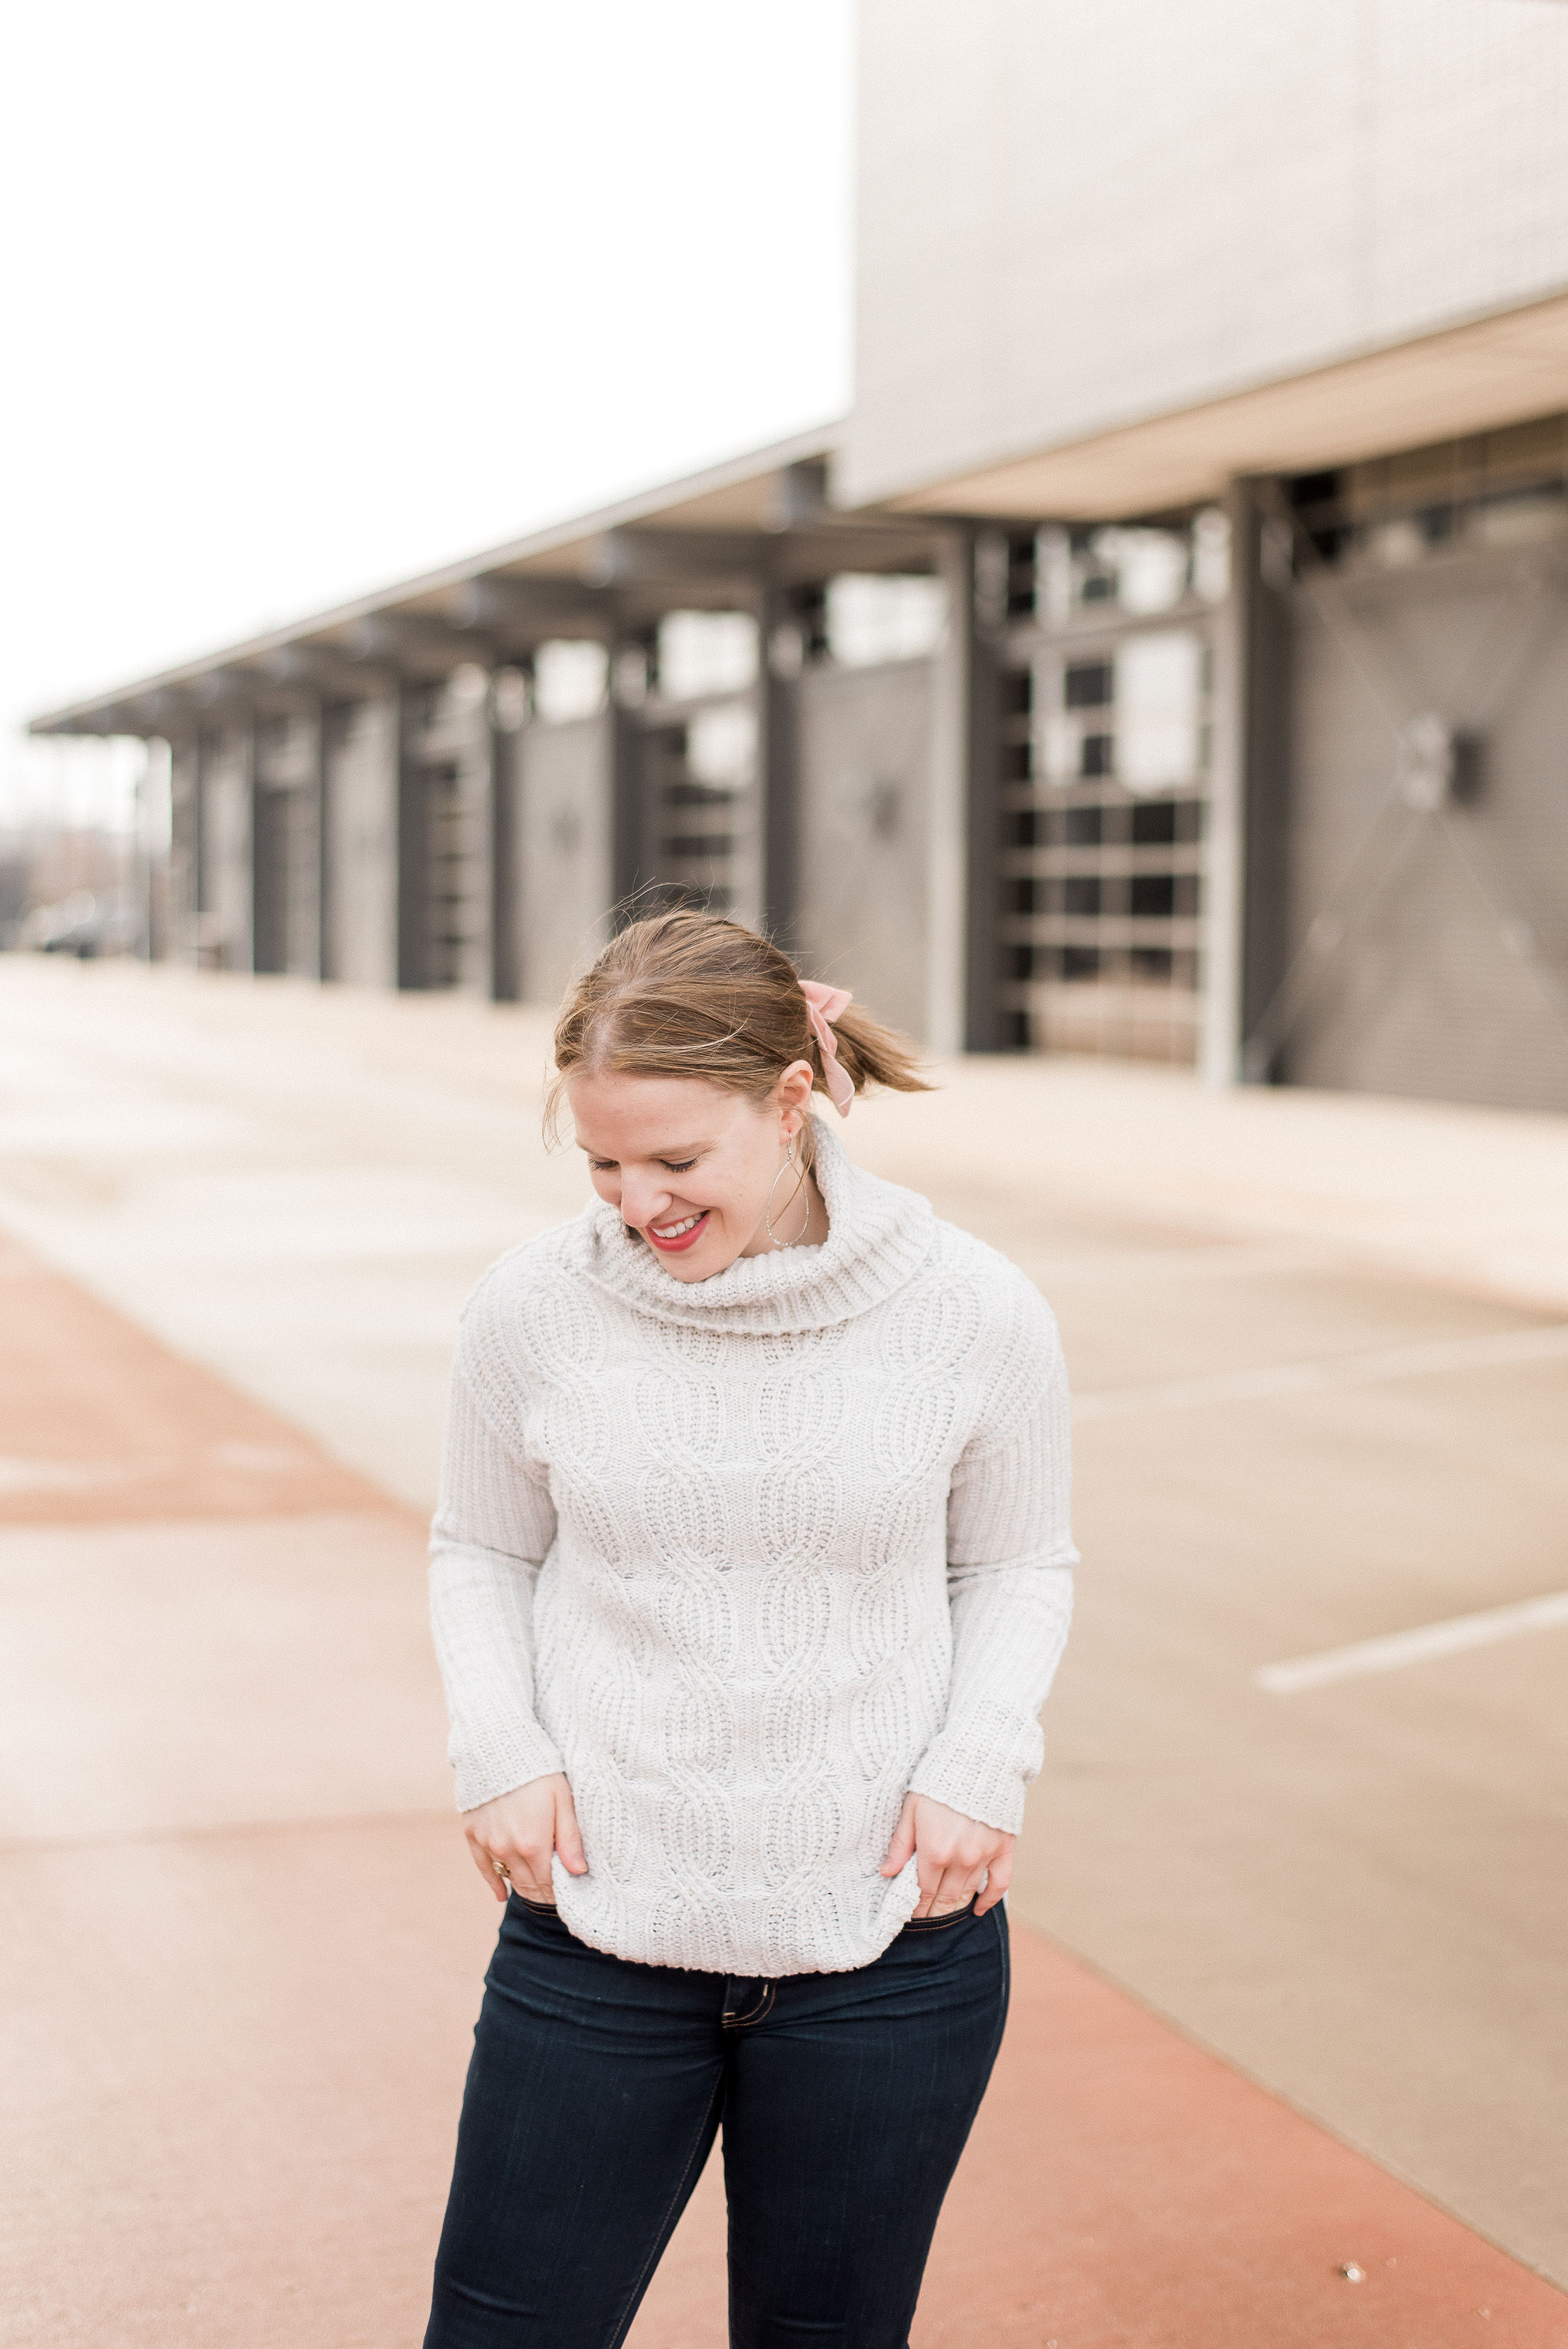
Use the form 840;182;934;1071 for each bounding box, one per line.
906;1273;1076;1835
428;1309;567;1814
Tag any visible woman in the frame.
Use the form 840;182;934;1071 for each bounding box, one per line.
425;910;1076;2349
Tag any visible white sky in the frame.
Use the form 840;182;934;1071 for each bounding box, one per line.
0;1;853;831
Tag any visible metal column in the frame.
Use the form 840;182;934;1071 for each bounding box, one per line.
759;584;802;952
609;629;648;920
929;528;1004;1053
1204;479;1292;1085
488;695;522;1002
307;701;328;980
168;733;201;965
395;688;422;989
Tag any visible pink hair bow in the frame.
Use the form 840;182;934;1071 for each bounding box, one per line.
800;979;855;1116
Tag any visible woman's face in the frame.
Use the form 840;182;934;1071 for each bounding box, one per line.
567;1063;815;1282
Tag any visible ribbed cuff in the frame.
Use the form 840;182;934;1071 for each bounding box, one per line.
906;1704;1044;1837
452;1723;567;1816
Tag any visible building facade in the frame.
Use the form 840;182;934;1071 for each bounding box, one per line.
31;0;1568;1112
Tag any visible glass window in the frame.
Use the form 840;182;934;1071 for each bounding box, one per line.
658;612;759;701
686;704;756;789
1130;874;1176;919
1037;510;1228;618
1114;630;1204;794
1131;800;1178;845
534;641;608;724
1096;528;1187;615
1064;659;1112;708
1191;508;1231;603
825;574;946;667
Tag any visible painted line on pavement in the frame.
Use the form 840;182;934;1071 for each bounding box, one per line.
1073;1322;1568;1422
1256;1591;1568;1694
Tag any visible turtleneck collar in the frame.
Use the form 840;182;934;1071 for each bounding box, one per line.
566;1117;937;1335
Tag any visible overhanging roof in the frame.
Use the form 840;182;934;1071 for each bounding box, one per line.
897;289;1568;522
35;286;1568;738
29;421;946;738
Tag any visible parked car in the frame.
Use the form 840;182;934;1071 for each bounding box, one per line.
21;890;141;957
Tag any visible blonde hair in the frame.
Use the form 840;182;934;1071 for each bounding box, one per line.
545;909;931;1142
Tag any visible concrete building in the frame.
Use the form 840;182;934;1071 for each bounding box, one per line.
30;0;1568;1112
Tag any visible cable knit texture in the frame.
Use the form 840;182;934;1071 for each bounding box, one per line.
429;1120;1076;1978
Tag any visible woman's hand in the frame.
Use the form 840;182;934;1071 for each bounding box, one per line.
880;1792;1014;1919
462;1773;587;1905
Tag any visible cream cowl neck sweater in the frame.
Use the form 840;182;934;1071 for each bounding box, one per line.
429;1119;1076;1978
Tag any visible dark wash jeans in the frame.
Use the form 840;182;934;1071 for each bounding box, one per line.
424;1890;1010;2349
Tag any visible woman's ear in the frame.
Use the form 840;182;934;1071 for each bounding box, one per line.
774;1058;815;1135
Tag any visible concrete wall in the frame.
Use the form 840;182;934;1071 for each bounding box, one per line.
253;713;322;980
398;690;494;995
515;714;613;1007
1282;553;1568;1112
795;658;933;1044
324;697;399;990
168;738;199;961
846;0;1568;506
200;726;253;973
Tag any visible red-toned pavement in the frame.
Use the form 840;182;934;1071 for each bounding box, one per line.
5;1230;1563;2347
638;1926;1568;2349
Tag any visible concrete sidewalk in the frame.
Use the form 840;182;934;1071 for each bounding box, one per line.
3;957;1566;2341
4;959;1568;1511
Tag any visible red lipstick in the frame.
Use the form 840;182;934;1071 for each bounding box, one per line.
645;1211;710;1253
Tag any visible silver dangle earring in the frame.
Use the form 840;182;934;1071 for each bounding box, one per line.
764;1132;812;1249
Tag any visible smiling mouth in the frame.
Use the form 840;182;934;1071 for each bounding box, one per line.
646;1210;710;1253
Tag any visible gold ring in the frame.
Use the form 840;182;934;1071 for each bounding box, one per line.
492;1858;511;1880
